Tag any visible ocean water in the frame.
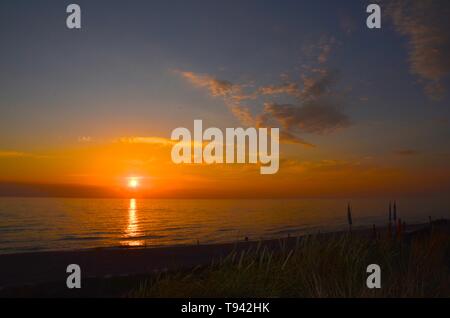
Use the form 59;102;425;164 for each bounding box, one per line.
0;197;449;254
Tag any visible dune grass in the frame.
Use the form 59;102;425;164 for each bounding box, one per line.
130;226;450;298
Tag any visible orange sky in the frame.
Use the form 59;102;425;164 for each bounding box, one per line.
1;137;449;198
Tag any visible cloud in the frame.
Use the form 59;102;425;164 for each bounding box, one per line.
256;37;339;100
116;136;209;150
256;67;348;143
78;136;92;143
176;70;258;106
317;36;336;64
258;82;300;97
394;149;420;156
302;35;338;65
263;100;351;135
177;71;234;97
116;137;175;146
300;68;339;100
227;104;314;146
0;151;30;158
229;105;256;127
177;67;350;145
387;0;450;100
176;39;351;147
176;70;261;130
278;131;315;147
0;151;48;159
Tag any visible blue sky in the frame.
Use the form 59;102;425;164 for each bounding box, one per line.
0;0;449;166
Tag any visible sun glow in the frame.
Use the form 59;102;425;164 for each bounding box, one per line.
128;178;140;189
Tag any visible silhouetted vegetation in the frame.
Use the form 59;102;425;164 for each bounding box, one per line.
130;221;450;298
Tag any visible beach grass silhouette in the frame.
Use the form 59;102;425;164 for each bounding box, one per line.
129;221;450;298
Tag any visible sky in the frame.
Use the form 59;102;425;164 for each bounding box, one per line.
0;0;449;198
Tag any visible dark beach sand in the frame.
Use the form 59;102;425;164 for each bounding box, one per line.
0;221;444;297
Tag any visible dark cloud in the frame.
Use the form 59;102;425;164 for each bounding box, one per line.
394;149;420;156
263;100;351;135
278;130;315;147
255;67;350;141
178;66;351;146
177;33;351;147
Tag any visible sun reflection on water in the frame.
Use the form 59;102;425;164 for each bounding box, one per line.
123;198;144;247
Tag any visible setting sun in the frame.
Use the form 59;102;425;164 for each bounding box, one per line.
128;178;140;189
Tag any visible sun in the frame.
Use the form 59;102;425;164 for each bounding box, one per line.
128;178;140;189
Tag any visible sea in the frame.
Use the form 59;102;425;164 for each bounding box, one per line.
0;197;449;254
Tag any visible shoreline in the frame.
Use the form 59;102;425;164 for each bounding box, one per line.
0;219;432;256
0;220;439;292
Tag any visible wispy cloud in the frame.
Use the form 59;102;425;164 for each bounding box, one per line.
258;82;300;97
116;136;175;146
78;136;92;143
394;149;420;156
177;71;235;97
0;151;30;158
229;105;256;127
0;150;48;159
387;0;450;100
175;36;351;147
317;36;337;64
300;68;339;100
175;70;256;102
